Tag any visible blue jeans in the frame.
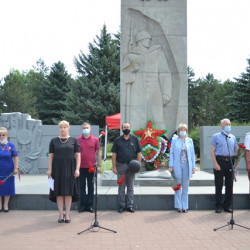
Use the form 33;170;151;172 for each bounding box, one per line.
79;168;94;209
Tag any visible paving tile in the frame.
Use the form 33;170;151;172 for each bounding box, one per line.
1;210;250;249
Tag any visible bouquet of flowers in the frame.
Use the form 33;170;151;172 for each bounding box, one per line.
171;171;181;191
234;143;246;167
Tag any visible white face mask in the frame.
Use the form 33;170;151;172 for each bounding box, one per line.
0;138;7;144
179;131;187;138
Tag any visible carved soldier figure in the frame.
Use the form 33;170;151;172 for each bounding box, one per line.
122;31;172;130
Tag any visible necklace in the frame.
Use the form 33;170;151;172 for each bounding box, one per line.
58;136;70;144
0;142;8;151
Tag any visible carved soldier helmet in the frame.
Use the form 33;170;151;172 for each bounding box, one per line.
136;31;151;43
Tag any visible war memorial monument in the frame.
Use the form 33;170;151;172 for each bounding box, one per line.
0;0;249;210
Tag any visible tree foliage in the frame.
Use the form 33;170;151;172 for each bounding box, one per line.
38;61;72;124
226;57;250;122
64;24;120;127
0;70;38;118
26;59;49;115
188;70;234;128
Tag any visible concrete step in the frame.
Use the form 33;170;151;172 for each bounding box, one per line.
7;172;250;211
101;170;215;186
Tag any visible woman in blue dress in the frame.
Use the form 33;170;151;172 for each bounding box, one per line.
169;123;196;213
0;127;19;212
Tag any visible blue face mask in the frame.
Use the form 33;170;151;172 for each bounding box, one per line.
0;138;7;144
82;129;90;135
179;131;187;138
224;126;231;133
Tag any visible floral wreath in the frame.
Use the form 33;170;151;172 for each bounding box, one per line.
133;120;171;171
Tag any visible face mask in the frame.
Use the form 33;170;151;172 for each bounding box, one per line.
82;129;90;135
0;138;7;144
224;126;231;133
123;129;131;135
179;131;187;137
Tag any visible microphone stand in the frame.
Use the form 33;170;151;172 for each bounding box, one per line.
78;135;117;235
214;134;250;231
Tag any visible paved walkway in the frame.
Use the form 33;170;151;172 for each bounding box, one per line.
1;210;250;249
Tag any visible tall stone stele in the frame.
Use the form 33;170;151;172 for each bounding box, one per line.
121;0;187;136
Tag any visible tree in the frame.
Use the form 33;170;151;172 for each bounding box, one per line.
188;71;233;127
64;24;120;127
188;66;199;127
26;59;49;116
227;57;250;122
38;61;72;124
0;70;38;118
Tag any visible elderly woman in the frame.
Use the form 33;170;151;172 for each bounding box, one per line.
47;121;80;223
0;127;19;212
169;123;195;213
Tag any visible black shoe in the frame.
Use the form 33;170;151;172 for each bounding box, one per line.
58;216;64;223
3;209;9;213
118;207;125;213
89;207;94;213
65;218;71;223
127;207;135;213
182;209;188;213
224;208;232;213
215;207;222;213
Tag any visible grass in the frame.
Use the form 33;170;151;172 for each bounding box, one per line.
101;159;112;171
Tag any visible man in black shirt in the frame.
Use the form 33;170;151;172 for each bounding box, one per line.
112;122;141;213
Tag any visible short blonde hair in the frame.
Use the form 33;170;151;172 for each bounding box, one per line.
177;123;188;135
58;120;70;128
0;127;8;135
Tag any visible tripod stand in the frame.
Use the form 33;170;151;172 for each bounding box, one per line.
78;137;117;235
214;135;250;231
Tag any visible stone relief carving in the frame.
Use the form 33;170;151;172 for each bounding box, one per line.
0;112;42;174
0;112;99;174
121;5;185;135
122;30;172;130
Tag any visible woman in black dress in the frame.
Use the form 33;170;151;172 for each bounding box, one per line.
47;121;80;223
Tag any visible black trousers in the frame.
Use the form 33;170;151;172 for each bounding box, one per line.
79;168;94;209
213;158;234;209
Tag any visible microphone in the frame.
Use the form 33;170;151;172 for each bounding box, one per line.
99;131;105;138
222;131;230;138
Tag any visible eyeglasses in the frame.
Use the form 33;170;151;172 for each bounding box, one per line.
0;134;6;137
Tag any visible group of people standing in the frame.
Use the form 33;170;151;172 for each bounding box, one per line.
0;118;250;221
47;121;100;223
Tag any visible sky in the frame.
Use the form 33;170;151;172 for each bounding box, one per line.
0;0;250;82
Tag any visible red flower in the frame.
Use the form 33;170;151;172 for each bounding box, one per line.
172;183;181;191
117;174;125;185
238;143;246;149
88;166;95;173
0;180;4;185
